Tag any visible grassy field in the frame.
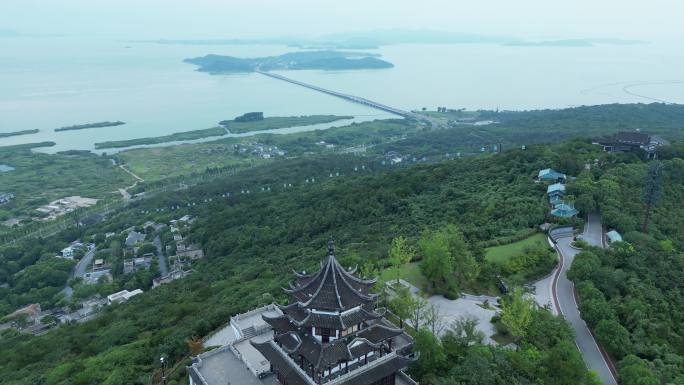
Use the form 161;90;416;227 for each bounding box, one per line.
222;115;353;134
380;262;429;290
115;142;262;181
115;119;415;181
485;233;548;264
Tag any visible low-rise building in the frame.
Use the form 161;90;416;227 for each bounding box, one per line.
153;268;193;287
551;203;579;218
35;196;98;220
125;231;146;246
123;255;153;274
593;131;665;159
107;289;143;305
84;269;112;284
606;230;623;244
0;192;15;205
177;244;205;260
538;168;566;183
546;183;566;198
61;247;75;259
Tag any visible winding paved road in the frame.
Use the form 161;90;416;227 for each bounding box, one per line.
553;214;617;385
74;247;96;278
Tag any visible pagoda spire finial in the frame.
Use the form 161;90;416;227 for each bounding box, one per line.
328;237;335;256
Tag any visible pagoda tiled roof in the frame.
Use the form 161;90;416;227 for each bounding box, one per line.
297;334;322;368
357;324;403;345
275;331;302;353
348;338;380;359
295;307;383;331
285;253;377;312
251;340;314;385
334;354;416;385
318;339;352;369
263;314;299;334
278;303;308;323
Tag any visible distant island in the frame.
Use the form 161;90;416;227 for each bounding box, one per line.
219;113;353;134
184;51;393;73
0;129;39;139
54;121;125;132
95;127;226;149
0;141;56;151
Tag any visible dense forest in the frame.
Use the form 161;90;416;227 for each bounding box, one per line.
566;144;684;384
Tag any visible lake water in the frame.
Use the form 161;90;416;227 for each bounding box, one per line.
1;37;682;153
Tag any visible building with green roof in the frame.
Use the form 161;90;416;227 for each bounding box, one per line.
551;203;578;218
538;168;567;183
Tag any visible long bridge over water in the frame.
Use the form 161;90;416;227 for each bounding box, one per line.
256;70;439;126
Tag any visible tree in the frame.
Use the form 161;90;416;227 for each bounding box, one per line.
40;315;59;326
187;336;204;356
642;161;664;232
388;286;413;329
619;355;660;385
595;319;632;360
388;236;414;284
441;224;480;286
412;328;446;379
419;229;454;291
449;316;485;346
423;303;447;336
408;295;428;331
543;340;592;385
500;289;534;341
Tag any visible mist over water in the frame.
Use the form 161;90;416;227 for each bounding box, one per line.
1;37;682;152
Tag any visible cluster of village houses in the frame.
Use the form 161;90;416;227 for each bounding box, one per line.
198;142;287;159
0;192;15;205
2;215;203;336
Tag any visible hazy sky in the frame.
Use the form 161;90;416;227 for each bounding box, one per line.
2;0;682;41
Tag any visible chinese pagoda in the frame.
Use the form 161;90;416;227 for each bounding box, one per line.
252;240;417;385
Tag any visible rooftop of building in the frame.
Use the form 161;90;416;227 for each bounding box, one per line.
538;168;566;180
607;230;623;243
189;346;279;385
547;183;566;194
551;203;578;218
595;131;652;146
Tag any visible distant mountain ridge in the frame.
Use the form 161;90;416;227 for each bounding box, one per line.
143;29;647;49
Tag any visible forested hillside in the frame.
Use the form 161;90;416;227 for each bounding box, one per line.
567;144;684;384
2;101;684;384
0;142;602;384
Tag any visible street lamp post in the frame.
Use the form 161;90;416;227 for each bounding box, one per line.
160;356;167;385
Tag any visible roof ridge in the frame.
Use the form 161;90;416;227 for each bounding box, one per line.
330;256;345;310
334;264;377;306
301;256;334;308
333;258;377;285
284;259;327;294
